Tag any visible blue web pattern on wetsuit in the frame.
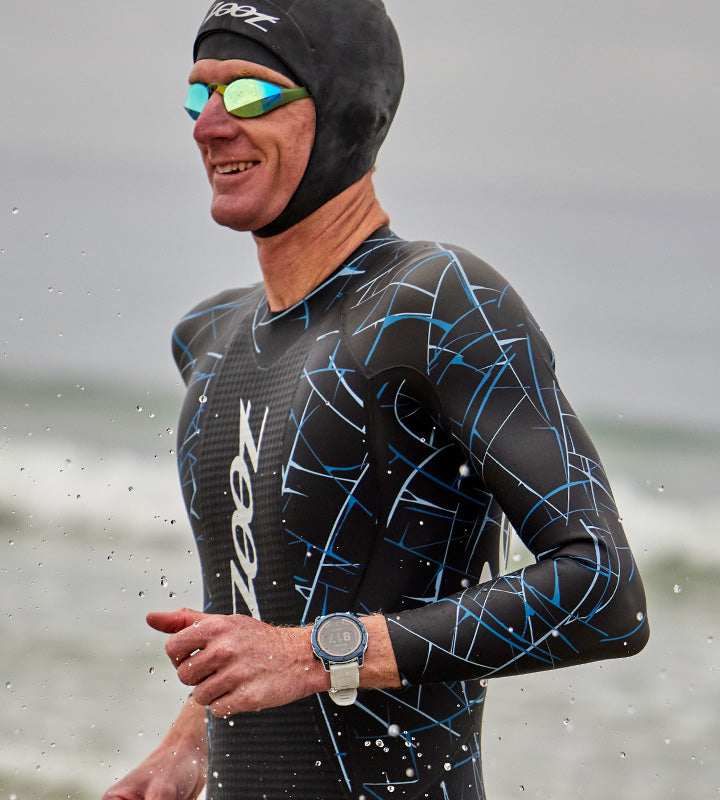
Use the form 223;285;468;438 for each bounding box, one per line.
275;234;642;796
173;230;645;799
174;295;259;613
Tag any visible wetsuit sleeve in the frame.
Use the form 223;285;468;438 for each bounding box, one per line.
385;245;649;684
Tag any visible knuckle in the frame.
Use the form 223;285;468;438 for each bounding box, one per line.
176;665;191;685
215;642;233;661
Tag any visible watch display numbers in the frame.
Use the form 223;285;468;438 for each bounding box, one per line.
317;617;362;656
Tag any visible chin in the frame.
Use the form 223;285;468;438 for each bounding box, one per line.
209;198;280;233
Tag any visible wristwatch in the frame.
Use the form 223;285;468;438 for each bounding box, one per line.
311;612;368;706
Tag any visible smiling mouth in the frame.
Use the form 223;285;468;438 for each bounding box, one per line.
215;161;259;175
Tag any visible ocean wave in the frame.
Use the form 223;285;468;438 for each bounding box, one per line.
1;437;184;543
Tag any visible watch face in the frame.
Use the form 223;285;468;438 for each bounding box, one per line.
315;615;363;659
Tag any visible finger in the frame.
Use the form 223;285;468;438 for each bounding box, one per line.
209;693;237;718
176;650;216;687
165;623;212;666
193;672;237;711
146;608;205;634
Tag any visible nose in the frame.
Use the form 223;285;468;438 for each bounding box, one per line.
193;91;238;144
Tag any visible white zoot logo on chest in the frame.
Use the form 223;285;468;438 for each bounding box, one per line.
229;400;269;619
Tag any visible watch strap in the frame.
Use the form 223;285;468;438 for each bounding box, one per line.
328;660;360;706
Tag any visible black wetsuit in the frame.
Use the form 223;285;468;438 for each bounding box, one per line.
173;227;648;800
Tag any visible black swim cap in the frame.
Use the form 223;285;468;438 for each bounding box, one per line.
193;0;404;237
196;31;298;84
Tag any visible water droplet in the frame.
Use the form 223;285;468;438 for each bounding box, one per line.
563;718;570;726
458;464;471;477
11;207;19;215
136;405;143;412
551;629;559;637
673;584;682;594
387;724;401;737
364;740;371;747
375;739;384;747
443;762;452;771
199;394;208;404
707;636;713;645
5;681;12;690
460;578;470;588
658;484;665;493
138;591;145;598
620;751;626;758
636;611;644;621
160;576;168;587
387;787;395;794
149;667;155;674
315;760;322;767
193;620;200;627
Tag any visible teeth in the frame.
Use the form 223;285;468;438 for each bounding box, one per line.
216;161;256;174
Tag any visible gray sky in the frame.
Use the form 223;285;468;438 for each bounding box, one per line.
4;0;718;198
2;0;719;426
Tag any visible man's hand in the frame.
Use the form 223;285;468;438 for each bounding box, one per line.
146;609;327;717
102;697;207;800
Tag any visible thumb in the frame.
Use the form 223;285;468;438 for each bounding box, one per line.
146;608;205;634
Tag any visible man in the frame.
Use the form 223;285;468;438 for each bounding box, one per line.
104;1;649;798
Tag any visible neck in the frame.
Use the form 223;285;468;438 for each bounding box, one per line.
253;173;389;311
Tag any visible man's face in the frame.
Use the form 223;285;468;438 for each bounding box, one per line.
188;59;316;233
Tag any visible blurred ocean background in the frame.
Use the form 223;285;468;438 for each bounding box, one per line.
2;1;719;798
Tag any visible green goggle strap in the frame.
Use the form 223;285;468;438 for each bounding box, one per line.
185;79;310;120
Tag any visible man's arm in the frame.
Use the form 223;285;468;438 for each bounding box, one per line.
102;696;207;800
378;245;649;683
147;609;401;718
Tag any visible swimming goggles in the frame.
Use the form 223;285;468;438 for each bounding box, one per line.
184;78;310;120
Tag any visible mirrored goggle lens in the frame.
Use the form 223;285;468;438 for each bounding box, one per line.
184;82;210;120
184;78;309;120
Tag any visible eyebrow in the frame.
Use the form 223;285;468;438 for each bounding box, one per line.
188;64;296;88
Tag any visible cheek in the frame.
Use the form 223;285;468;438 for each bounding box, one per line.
280;117;315;184
282;103;315;163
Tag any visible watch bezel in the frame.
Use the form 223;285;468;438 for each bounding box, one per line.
311;612;368;665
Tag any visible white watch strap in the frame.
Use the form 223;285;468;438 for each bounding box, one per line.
328;660;360;706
